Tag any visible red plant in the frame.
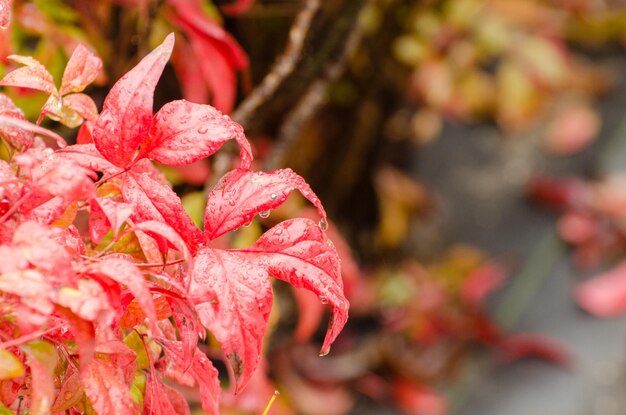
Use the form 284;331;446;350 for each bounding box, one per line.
0;33;348;414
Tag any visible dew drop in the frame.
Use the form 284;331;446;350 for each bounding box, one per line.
320;296;328;305
197;126;209;134
270;193;278;200
259;210;270;219
242;221;252;227
318;218;328;231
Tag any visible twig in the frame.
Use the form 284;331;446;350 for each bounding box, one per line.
232;0;321;128
264;9;366;170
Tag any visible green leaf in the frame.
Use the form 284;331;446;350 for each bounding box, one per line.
0;349;24;379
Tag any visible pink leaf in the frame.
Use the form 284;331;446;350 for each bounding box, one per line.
0;114;66;147
576;260;626;317
161;342;220;414
144;372;190;415
60;44;102;95
244;218;349;356
56;279;114;325
204;168;327;240
86;258;158;335
191;218;348;390
142;99;252;168
0;55;56;94
89;197;134;244
166;296;200;371
0;93;34;150
32;155;95;202
171;40;209;104
170;3;248;69
62;93;99;123
57;144;118;175
81;355;136;414
93;33;174;167
12;221;75;285
190;247;272;392
191;348;221;415
186;31;238;113
123;171;202;251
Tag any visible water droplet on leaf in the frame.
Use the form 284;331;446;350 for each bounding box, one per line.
259;210;270;219
318;218;328;231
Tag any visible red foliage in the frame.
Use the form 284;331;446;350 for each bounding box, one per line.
0;34;348;414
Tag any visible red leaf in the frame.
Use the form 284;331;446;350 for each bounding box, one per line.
56;278;114;326
62;93;99;123
222;0;255;15
392;378;448;415
499;333;572;367
190;247;272;392
245;218;349;356
87;258;158;335
171;40;209;104
576;260;626;317
191;218;348;391
12;221;75;285
186;31;238;113
0;55;56;94
60;44;102;95
460;262;506;307
170;2;248;69
526;175;590;211
31;155;95;202
0;93;34;150
123;171;202;251
161;342;220;415
81;354;136;415
0;270;54;320
0;114;66;148
144;372;190;415
141;99;252;168
191;348;221;415
55;305;96;366
166;296;199;371
89;197;134;244
131;220;193;267
93;33;174;168
57;144;118;175
204;168;327;240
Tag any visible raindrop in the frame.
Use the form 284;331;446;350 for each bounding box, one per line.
320;296;328;305
259;210;270;219
197;126;209;134
318;218;329;231
270;193;278;200
242;221;252;227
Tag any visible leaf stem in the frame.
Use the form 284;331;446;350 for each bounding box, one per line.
0;324;62;349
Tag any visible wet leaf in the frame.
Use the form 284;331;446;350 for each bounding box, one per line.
93;34;174;167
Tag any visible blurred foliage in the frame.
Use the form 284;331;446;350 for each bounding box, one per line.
2;0;626;414
390;0;624;147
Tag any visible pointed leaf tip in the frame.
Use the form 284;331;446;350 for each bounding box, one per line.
93;33;176;167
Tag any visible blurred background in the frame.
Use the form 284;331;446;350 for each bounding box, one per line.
4;0;626;413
